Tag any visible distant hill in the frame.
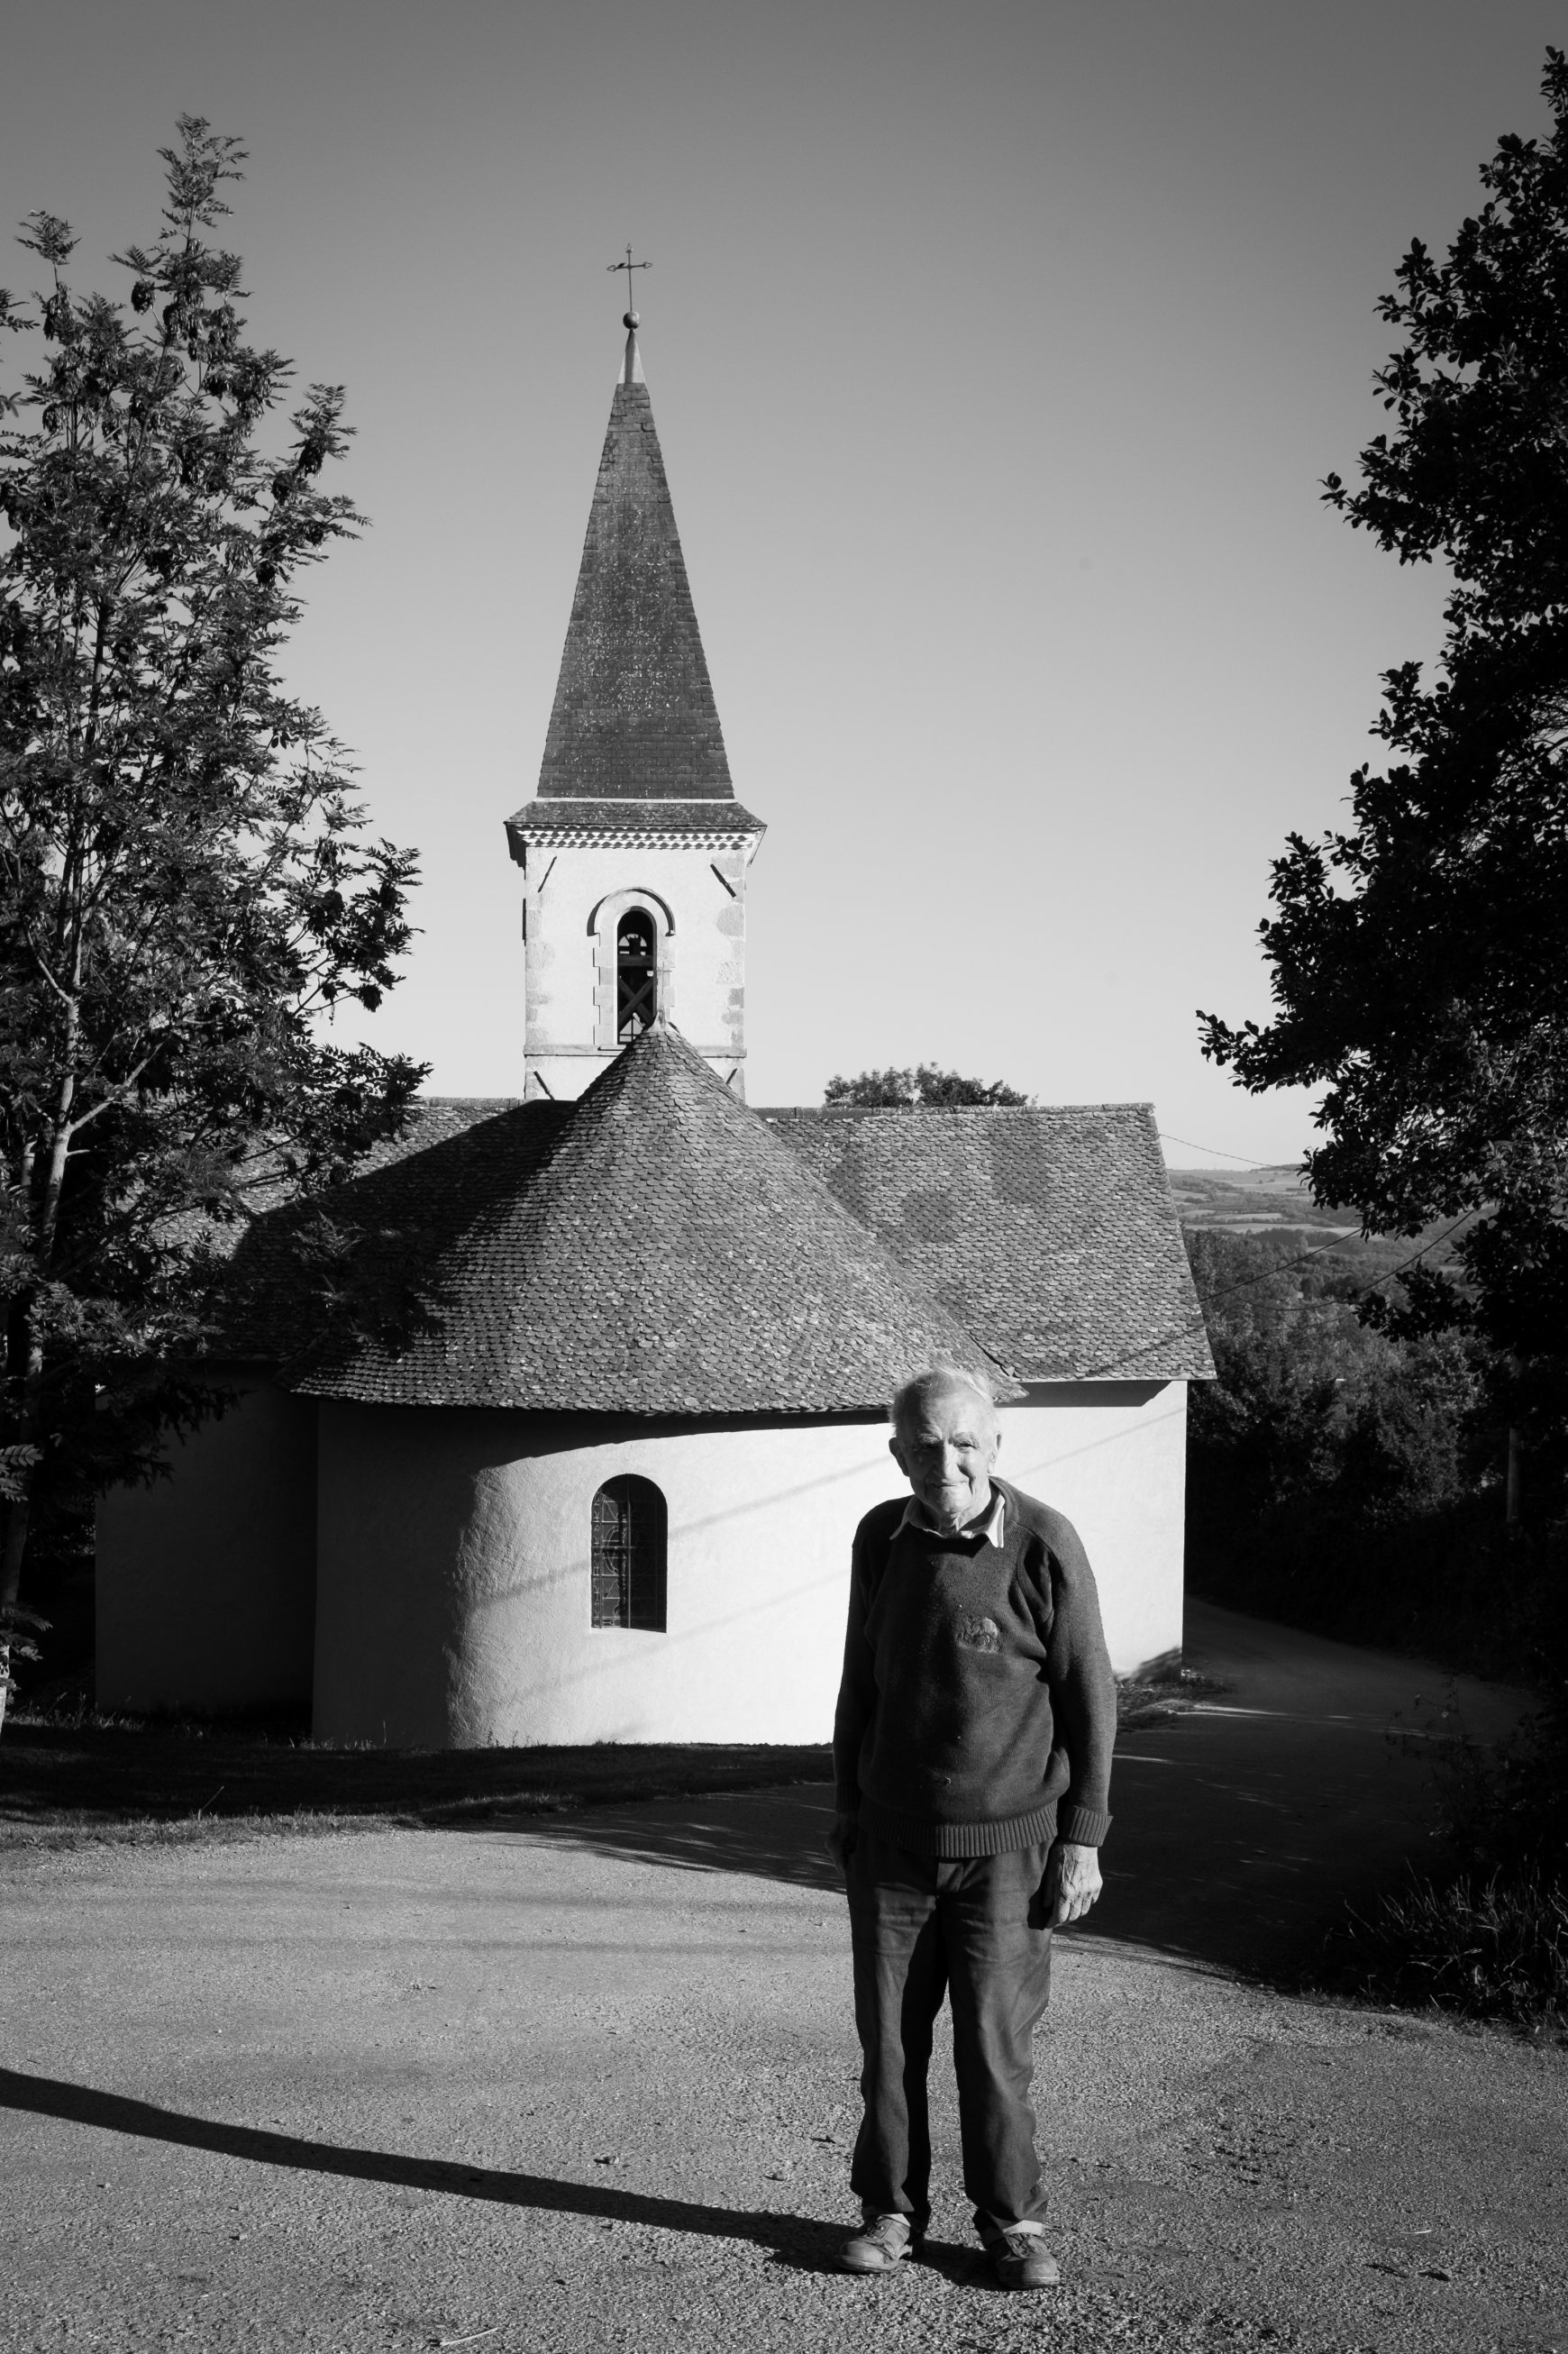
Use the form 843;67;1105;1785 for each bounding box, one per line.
1166;1165;1473;1279
1166;1164;1358;1237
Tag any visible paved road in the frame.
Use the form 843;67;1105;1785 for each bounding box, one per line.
1107;1600;1527;1973
3;1607;1562;2354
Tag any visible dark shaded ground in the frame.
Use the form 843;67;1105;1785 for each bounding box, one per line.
0;1686;1188;1844
0;1731;834;1838
1105;1601;1526;1974
1;1602;1529;1987
495;1601;1529;1981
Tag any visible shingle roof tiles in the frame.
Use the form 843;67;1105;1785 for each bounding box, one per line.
219;1044;1212;1407
534;380;734;806
278;1027;1005;1413
758;1103;1214;1383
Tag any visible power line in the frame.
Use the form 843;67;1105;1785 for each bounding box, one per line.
1158;1131;1284;1169
1076;1209;1478;1382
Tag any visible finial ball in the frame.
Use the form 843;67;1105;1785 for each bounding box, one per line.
623;310;640;330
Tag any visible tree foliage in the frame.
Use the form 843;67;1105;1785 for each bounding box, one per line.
1187;1230;1482;1549
1180;1230;1563;1664
1199;50;1568;1432
824;1064;1030;1108
0;120;423;1704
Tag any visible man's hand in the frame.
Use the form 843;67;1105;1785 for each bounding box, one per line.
826;1811;858;1881
1044;1839;1102;1927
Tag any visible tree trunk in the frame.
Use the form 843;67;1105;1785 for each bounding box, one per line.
0;1293;42;1738
0;1483;33;1738
0;1108;74;1738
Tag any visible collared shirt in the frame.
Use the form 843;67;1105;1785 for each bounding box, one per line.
894;1483;1006;1550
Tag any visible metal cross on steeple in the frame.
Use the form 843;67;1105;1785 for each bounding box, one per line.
607;245;651;318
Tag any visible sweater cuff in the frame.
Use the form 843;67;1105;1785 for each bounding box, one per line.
1060;1804;1111;1848
834;1790;860;1818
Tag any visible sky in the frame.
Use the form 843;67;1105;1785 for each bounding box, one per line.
3;1;1562;1166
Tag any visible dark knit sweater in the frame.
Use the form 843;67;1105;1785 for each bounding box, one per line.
832;1478;1117;1857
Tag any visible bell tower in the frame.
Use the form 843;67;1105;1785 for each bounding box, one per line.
506;303;765;1099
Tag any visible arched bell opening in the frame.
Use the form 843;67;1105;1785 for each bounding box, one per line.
615;908;658;1041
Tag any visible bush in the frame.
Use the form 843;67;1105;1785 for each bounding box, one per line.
1330;1681;1568;2029
1334;1867;1568;2030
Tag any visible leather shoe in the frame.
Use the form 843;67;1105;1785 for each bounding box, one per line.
839;2213;919;2272
983;2224;1060;2289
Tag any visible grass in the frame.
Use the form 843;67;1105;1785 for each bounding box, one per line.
0;1720;837;1854
1329;1868;1568;2034
1115;1665;1223;1729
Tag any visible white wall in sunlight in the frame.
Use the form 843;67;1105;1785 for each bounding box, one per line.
313;1388;1187;1747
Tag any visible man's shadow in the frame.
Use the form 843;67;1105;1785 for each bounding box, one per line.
0;2066;993;2286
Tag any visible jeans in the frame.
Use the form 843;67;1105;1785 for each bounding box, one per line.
846;1829;1053;2233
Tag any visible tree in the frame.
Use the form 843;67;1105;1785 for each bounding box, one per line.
1185;1231;1481;1547
824;1065;1031;1108
1200;50;1568;1452
0;121;423;1721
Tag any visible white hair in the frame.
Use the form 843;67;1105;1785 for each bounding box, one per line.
889;1363;999;1437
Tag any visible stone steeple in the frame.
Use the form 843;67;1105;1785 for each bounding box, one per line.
506;311;764;1102
533;317;735;805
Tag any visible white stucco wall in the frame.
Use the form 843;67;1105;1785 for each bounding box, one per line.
96;1372;318;1713
518;835;756;1099
997;1382;1187;1678
313;1382;1187;1747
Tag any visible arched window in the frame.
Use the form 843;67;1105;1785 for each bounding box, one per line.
590;1475;668;1630
616;909;657;1041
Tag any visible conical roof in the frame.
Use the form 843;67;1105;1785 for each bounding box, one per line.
287;1026;1007;1414
534;336;733;804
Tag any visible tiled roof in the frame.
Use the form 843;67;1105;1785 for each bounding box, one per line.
362;1097;526;1161
532;376;735;807
211;1098;550;1360
271;1027;1004;1414
155;1098;523;1265
216;1064;1211;1400
758;1104;1214;1382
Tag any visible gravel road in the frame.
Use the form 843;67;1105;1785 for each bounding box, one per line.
3;1607;1563;2354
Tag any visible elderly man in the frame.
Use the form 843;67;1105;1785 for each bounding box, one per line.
828;1364;1117;2290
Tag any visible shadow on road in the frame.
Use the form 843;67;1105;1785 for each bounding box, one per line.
488;1770;1355;1980
481;1784;845;1891
0;2066;1002;2284
492;1603;1531;1983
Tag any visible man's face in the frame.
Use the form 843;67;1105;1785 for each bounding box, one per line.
889;1383;1000;1534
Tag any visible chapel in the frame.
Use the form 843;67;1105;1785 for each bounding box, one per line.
96;311;1212;1747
